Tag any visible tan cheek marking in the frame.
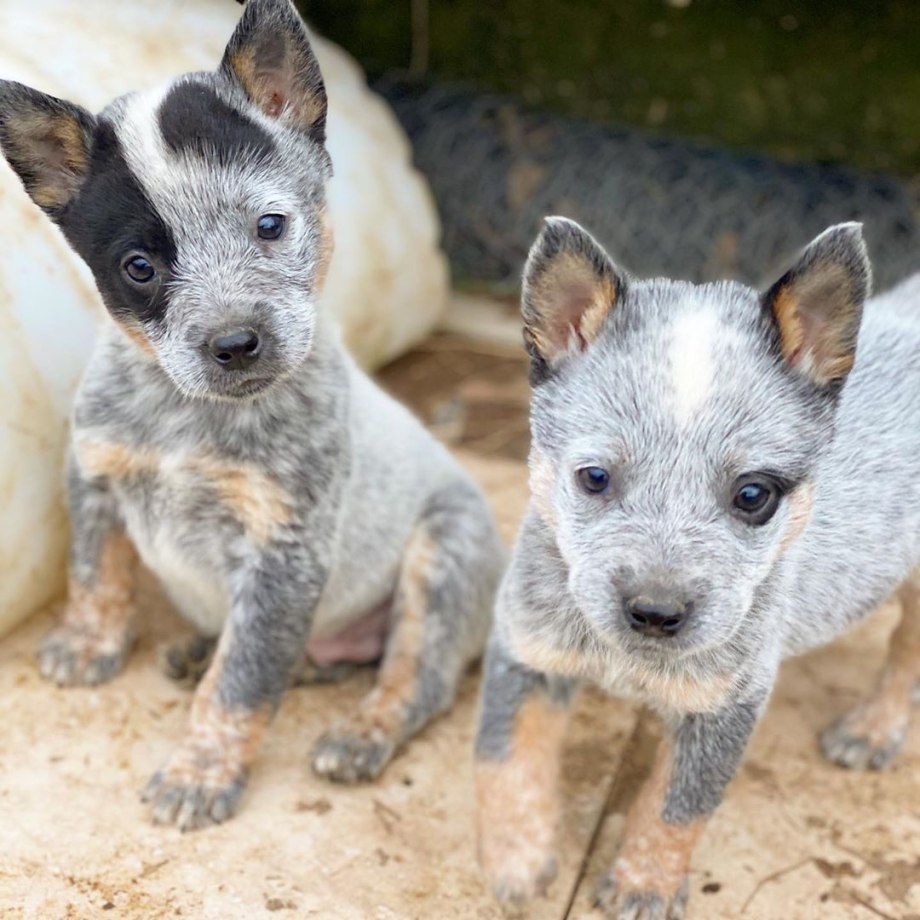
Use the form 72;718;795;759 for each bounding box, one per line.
476;693;569;882
613;737;706;898
843;574;920;744
314;213;335;292
356;526;437;736
191;459;294;545
114;317;158;359
777;482;815;557
528;452;557;526
64;532;138;642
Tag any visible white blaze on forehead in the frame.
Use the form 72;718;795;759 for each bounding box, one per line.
118;84;178;209
667;307;720;424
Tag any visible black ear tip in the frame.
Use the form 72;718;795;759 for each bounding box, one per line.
536;215;583;255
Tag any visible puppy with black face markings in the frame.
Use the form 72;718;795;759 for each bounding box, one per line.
475;216;920;918
0;0;505;830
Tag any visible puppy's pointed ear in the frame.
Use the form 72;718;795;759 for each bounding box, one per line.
221;0;327;144
522;217;625;383
0;80;95;216
762;223;871;388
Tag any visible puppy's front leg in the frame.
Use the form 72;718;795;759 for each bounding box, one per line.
38;456;138;686
595;697;764;920
143;554;327;830
474;637;579;904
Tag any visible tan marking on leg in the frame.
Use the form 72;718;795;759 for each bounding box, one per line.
608;736;706;903
476;693;569;901
824;571;920;766
39;532;139;685
65;532;138;634
776;482;815;557
145;626;272;828
177;632;272;785
357;525;437;736
311;525;444;783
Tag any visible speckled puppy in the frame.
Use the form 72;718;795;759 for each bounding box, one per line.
0;0;504;830
475;217;920;918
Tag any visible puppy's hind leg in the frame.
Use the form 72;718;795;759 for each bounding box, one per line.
312;482;503;783
822;568;920;770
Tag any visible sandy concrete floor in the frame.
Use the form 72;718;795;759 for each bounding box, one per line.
1;343;918;919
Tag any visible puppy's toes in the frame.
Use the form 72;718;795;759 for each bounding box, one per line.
483;850;557;906
142;745;249;830
158;634;217;687
311;727;396;783
820;710;907;771
37;626;130;687
593;874;688;920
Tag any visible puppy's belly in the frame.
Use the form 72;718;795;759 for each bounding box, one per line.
307;601;390;665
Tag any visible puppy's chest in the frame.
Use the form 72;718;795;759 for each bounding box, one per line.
73;430;298;628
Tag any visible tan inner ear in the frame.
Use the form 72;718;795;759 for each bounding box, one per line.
228;45;324;128
529;251;617;363
13;111;89;210
772;261;858;384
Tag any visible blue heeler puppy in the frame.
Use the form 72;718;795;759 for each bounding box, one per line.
474;216;920;918
0;0;504;830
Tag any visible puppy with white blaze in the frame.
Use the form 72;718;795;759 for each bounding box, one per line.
475;216;920;918
0;0;505;830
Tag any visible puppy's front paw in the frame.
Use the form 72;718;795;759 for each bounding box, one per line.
37;623;131;686
142;741;248;831
480;841;557;906
820;706;907;770
311;725;396;783
594;872;688;920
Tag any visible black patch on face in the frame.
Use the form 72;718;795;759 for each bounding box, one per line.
58;118;176;324
158;81;275;165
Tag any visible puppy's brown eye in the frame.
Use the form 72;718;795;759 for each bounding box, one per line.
123;254;155;284
577;466;610;495
257;213;286;241
732;475;781;525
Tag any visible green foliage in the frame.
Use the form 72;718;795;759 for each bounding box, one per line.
303;0;920;176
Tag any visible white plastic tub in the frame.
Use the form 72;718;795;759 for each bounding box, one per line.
0;0;448;636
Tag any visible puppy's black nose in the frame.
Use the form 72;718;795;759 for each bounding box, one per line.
623;595;691;637
208;329;261;370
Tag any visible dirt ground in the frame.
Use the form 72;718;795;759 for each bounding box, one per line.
1;322;918;919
